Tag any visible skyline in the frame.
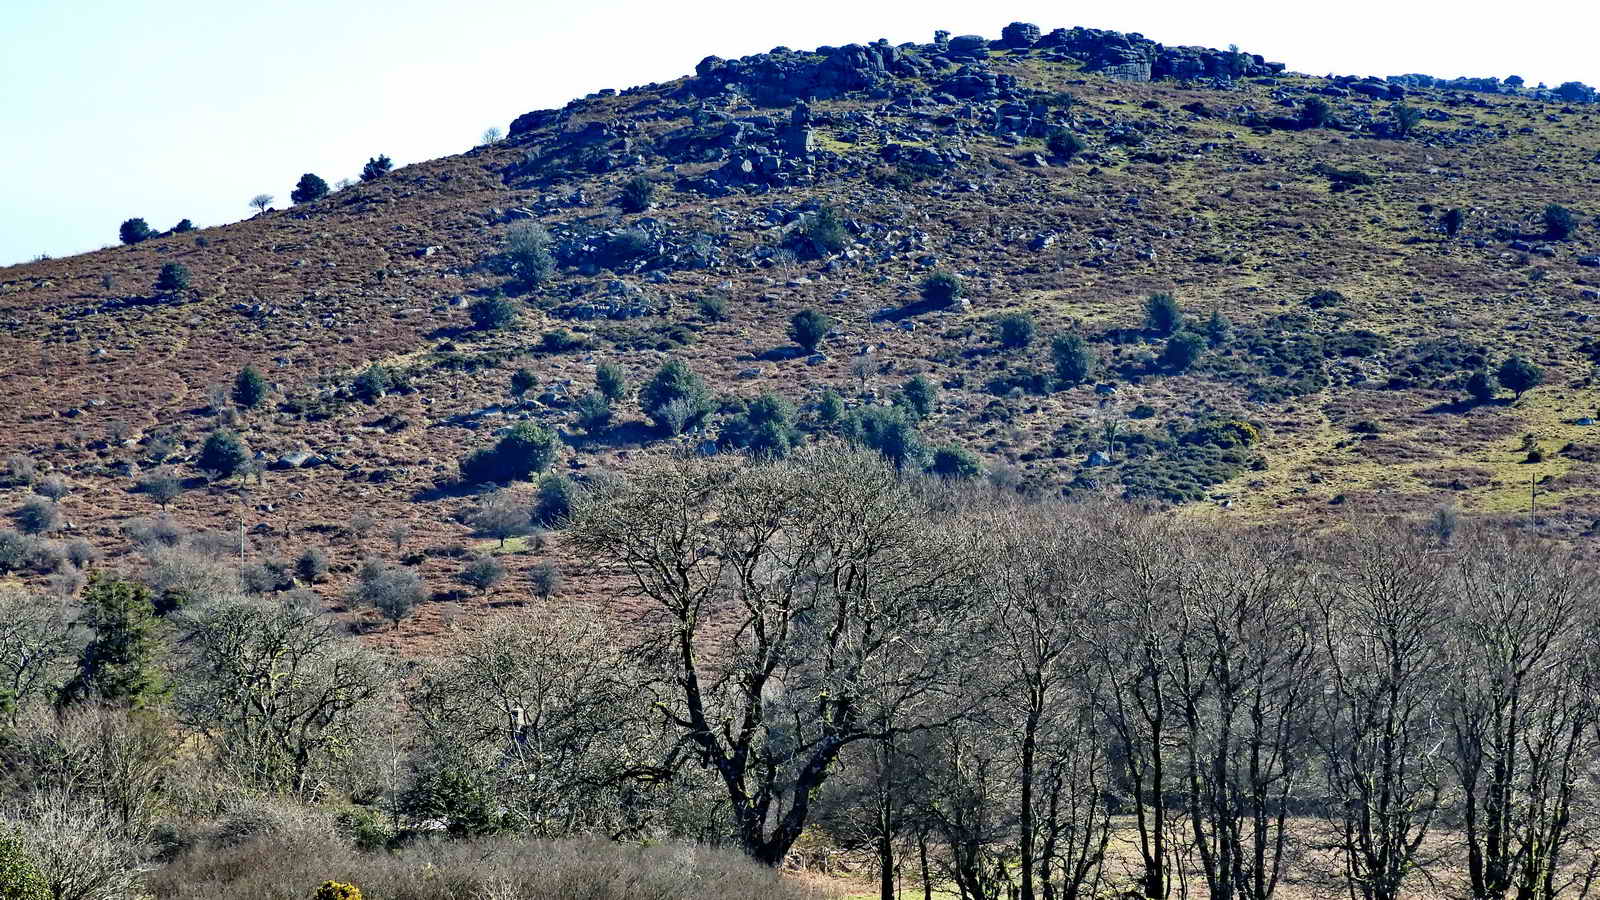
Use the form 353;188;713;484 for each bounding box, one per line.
3;0;1596;267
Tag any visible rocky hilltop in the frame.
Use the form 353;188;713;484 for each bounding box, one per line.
1;21;1599;641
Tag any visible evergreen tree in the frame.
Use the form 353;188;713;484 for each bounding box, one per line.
60;575;166;709
232;365;268;409
291;173;330;204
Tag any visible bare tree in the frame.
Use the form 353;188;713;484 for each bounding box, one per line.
1083;504;1188;900
1443;527;1600;900
567;444;985;865
175;595;389;795
1315;523;1451;900
470;489;529;548
407;607;660;837
1170;527;1321;900
249;194;273;213
978;499;1115;900
0;588;71;724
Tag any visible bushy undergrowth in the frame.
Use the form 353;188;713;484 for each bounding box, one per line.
146;834;835;900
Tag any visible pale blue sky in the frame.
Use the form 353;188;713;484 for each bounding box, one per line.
3;0;1594;266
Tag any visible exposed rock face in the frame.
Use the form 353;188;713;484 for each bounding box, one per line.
689;41;910;105
1000;22;1042;48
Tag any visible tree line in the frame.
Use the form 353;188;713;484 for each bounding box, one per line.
2;444;1599;900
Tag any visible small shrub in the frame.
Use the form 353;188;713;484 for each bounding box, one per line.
503;223;555;289
458;556;506;596
538;329;589;353
595;362;627;402
352;365;392;403
640;359;712;434
33;476;69;502
232;366;268;409
1465;369;1498;403
930;445;983;479
1205;310;1232;346
574;391;613;434
1543;204;1577;240
840;404;926;470
509;368;537;397
994;313;1035;349
1442;208;1465;237
528;562;561;602
351;564;425;628
295;547;330;583
314;880;362;900
290;173;330;204
154;262;191;294
1051;334;1096;386
118;218;153;245
1045;128;1086;159
1498;355;1543;399
459;422;561;484
468;297;520;331
618;176;656;213
533;474;576;527
817;390;845;426
12;497;58;536
795;206;847;256
788;308;832;352
897;375;937;421
198;429;250;479
698;295;728;321
719;394;801;458
1299;97;1331;128
1144;292;1182;336
360;155;393;182
1161;333;1206;372
1391;103;1422;138
919;272;964;307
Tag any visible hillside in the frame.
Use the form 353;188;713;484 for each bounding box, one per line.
3;22;1600;640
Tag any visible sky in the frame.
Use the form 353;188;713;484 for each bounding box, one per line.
2;0;1596;267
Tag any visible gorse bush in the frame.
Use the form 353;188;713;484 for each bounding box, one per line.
618;176;655;213
502;223;554;289
1045;128;1085;159
789;308;832;352
594;362;627;402
795;205;848;256
468;297;520;330
155;263;191;294
1543;203;1577;240
994;313;1035;349
290;173;329;204
1051;334;1096;386
460;422;560;484
919;271;963;307
232;366;268;409
312;882;361;900
640;359;712;434
719;393;801;459
198;429;249;479
1145;292;1182;335
360;154;392;182
119;218;153;245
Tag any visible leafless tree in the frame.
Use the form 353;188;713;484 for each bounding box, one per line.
1315;522;1451;900
407;607;661;837
1443;526;1600;900
250;194;273;213
0;588;71;724
175;596;389;796
1170;527;1322;900
567;444;986;865
470;489;530;548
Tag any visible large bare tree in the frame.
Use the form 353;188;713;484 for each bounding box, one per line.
568;444;984;865
1315;523;1451;900
1443;527;1600;900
